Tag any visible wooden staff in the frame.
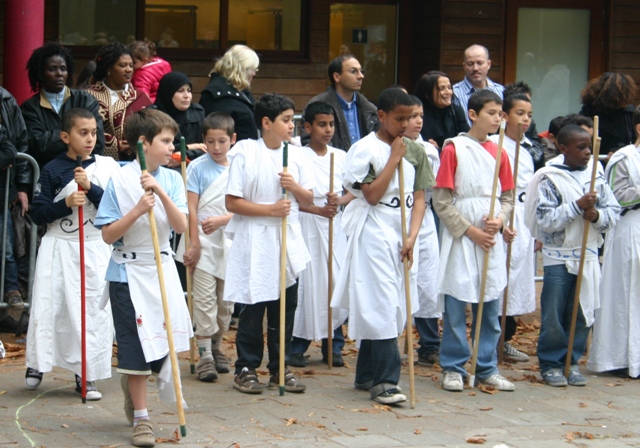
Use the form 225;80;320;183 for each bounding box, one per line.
564;116;601;378
76;156;87;403
498;123;523;364
327;152;335;370
137;141;187;436
179;137;196;374
469;120;506;388
398;155;416;408
279;142;289;396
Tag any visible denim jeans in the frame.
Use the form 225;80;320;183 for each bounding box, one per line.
355;338;401;399
415;317;440;357
537;264;590;374
0;213;18;293
290;325;345;357
440;294;500;380
234;282;298;375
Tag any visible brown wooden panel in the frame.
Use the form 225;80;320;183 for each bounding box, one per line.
612;38;640;53
311;13;329;30
311;30;329;47
611;53;640;69
612;21;640;37
251;78;326;95
442;2;504;19
441;49;502;66
442;19;503;35
612;6;640;21
441;35;502;50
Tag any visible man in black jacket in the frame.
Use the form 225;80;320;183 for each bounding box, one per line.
303;55;378;150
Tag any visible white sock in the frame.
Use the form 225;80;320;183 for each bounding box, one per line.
133;409;149;426
197;338;213;360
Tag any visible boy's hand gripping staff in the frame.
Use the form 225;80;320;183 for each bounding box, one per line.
398;154;416;408
498;123;523;364
564;116;601;378
279;142;289;396
137;141;187;437
469;120;506;388
76;156;87;403
179;137;196;375
327;153;335;370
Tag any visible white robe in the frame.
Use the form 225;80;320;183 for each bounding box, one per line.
589;144;640;376
294;146;349;340
332;132;419;340
489;134;536;316
175;169;231;279
26;155;120;380
437;136;507;307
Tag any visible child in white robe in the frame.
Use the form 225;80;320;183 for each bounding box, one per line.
25;108;120;400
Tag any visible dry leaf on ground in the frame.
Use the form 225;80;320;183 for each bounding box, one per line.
466;436;486;444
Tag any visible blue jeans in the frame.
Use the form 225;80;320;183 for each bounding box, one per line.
355;338;401;399
538;264;590;374
440;294;500;380
290;325;345;357
415;317;440;357
0;213;18;293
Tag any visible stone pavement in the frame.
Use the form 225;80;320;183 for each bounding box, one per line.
2;325;640;448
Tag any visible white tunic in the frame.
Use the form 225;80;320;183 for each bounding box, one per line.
223;139;313;305
294;146;349;340
332;132;420;340
489;134;536;316
589;144;640;376
437;136;507;307
26;155;120;380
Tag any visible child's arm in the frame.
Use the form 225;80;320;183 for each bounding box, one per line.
226;195;290;218
101;189;155;245
361;136;405;205
401;189;426;265
140;172;187;234
182;191;201;267
73;166;107;208
279;171;313;207
588;180;621;232
30;168;76;226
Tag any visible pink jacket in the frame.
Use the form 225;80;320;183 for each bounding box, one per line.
131;57;172;102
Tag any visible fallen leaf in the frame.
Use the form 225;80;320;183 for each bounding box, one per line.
468;391;477;396
579;403;588;408
607;402;614;408
357;427;368;431
606;382;623;387
479;407;493;411
155;437;179;444
414;429;422;434
372;404;392;411
478;384;498;395
172;428;181;440
466;436;486;444
285;418;297;426
61;424;69;428
0;390;6;395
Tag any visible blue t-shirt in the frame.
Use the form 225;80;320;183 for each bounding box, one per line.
186;153;228;195
94;165;187;282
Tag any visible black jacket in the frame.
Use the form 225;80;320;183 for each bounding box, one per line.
579;104;636;154
420;101;469;151
0;87;30;203
200;73;258;142
151;103;206;161
21;88;105;169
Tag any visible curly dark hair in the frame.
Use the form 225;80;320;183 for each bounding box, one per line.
26;42;75;92
581;72;638;113
93;42;132;82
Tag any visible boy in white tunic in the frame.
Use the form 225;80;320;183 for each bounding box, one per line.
434;89;515;392
95;109;191;447
176;112;235;381
524;124;619;387
290;101;354;368
225;94;314;394
25;108;120;400
589;107;640;378
332;88;433;405
489;93;537;363
405;95;441;367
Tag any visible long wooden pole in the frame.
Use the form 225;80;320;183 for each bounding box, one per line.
76;156;87;403
137;141;187;436
498;123;522;364
469;120;506;388
564;117;601;378
398;156;416;408
179;137;196;374
279;142;289;396
327;152;335;370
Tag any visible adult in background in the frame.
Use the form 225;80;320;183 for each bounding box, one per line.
303;55;378;150
22;42;105;168
579;72;638;157
453;44;504;126
129;40;172;102
153;71;206;168
200;45;259;142
414;70;469;151
87;42;152;160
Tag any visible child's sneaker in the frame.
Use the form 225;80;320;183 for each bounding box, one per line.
288;353;307;367
568;370;586;386
442;371;464;392
269;370;306;393
233;367;264;394
503;342;530;362
74;375;102;400
480;373;515;391
542;369;568;387
196;358;218;382
25;367;43;390
132;420;155;447
417;352;440;366
5;290;24;309
373;388;406;405
121;375;134;426
212;348;230;373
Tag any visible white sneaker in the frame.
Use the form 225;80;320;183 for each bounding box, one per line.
442;371;464;391
481;373;515;391
503;342;530;362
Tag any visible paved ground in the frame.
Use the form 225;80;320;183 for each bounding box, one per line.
2;316;640;448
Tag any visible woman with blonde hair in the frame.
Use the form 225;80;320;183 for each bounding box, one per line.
200;45;260;141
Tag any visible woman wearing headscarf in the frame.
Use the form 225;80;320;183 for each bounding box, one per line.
153;71;206;168
200;45;259;142
87;42;152;160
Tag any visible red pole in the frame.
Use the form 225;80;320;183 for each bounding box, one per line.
76;156;87;403
3;0;45;104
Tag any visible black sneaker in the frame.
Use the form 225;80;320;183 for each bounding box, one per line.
322;352;344;367
373;388;406;405
288;353;308;367
269;370;306;393
417;352;439;366
233;367;264;394
74;374;102;400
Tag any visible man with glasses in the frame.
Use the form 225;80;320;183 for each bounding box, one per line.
303;55;378;150
453;45;504;126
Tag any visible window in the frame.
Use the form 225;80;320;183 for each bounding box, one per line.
57;0;306;58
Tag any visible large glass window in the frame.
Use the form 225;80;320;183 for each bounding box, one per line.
59;0;136;46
